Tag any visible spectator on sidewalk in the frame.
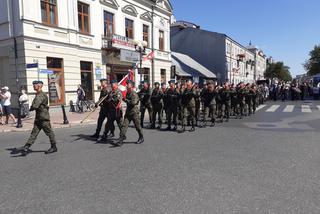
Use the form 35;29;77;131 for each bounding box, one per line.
76;84;86;112
0;102;4;125
0;86;17;124
19;89;29;118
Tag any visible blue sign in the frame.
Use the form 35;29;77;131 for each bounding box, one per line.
95;68;102;75
26;63;38;68
39;69;54;74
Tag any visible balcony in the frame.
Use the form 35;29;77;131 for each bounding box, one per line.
102;34;135;51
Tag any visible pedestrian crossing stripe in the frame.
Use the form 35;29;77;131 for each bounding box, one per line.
283;105;294;112
301;105;312;113
266;105;280;112
256;104;266;111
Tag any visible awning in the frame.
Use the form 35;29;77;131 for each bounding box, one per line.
171;52;216;78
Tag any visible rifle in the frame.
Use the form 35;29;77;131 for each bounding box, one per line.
80;92;110;124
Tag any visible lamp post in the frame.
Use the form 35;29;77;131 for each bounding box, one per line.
133;40;147;87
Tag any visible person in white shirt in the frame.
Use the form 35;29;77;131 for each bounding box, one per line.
0;86;17;124
19;89;29;118
0;102;4;125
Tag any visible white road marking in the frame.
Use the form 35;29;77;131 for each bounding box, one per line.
301;105;312;113
256;104;266;111
283;105;294;112
266;105;280;112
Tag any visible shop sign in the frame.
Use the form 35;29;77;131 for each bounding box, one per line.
111;34;135;51
120;49;140;63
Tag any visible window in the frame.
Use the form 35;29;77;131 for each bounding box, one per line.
104;11;114;37
161;69;166;83
80;61;93;100
125;18;134;39
159;30;164;51
78;1;90;34
41;0;58;26
143;25;149;47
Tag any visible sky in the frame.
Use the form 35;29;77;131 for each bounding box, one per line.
170;0;320;77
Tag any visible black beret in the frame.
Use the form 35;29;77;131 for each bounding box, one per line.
32;80;44;85
126;79;134;85
168;80;175;84
154;82;160;86
100;78;107;82
110;79;118;84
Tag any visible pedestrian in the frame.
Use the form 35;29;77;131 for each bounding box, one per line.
0;102;4;125
112;80;144;147
138;81;153;128
19;89;29;118
76;84;86;112
0;86;17;124
100;79;123;141
90;79;110;139
16;81;57;155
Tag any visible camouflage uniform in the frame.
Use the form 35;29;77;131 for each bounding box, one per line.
150;87;163;128
201;87;217;126
165;87;179;130
219;87;231;121
181;87;196;129
138;87;153;127
26;91;56;146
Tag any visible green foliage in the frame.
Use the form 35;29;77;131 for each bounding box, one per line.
265;62;292;82
304;45;320;76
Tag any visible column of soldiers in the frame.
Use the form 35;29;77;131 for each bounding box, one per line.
89;78;267;146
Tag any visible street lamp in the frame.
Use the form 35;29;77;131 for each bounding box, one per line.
133;40;147;86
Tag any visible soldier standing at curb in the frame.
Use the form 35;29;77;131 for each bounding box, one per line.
112;80;144;147
90;79;109;139
138;81;153;128
16;81;57;155
150;82;163;129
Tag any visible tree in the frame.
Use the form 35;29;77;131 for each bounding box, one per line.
265;62;292;82
304;45;320;76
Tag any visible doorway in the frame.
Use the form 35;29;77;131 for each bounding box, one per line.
80;61;93;100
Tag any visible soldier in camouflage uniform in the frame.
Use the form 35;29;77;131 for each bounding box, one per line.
138;81;152;128
161;83;168;124
101;80;123;141
219;82;232;122
237;82;248;118
245;83;254;115
165;80;179;131
194;83;201;126
230;84;238;117
150;82;163;129
17;81;57;155
91;79;109;139
176;81;183;127
181;79;196;132
201;80;217;127
112;80;144;147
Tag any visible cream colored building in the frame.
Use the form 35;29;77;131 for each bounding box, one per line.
0;0;172;107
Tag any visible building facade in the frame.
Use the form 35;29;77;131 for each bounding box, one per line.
171;22;267;84
0;0;172;107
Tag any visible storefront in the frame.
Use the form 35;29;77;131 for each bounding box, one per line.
47;57;65;106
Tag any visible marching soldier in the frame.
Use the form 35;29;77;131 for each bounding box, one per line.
237;82;248;118
138;81;152;128
194;83;201;126
91;79;109;139
16;81;57;155
150;82;163;129
176;81;184;127
219;82;231;122
165;80;179;131
101;80;123;141
201;80;217;127
245;83;253;115
112;80;144;147
181;79;196;132
161;83;168;124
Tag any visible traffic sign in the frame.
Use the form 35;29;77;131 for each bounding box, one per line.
26;63;38;68
39;69;54;74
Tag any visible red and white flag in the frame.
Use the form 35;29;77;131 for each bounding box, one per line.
143;51;155;62
118;69;135;98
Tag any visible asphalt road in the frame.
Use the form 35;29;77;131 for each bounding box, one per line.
1;100;320;214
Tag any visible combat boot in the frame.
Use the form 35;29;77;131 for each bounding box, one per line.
45;144;57;154
180;126;186;133
210;118;216;127
16;144;30;155
90;133;99;139
108;131;115;138
100;133;108;141
165;125;171;131
136;136;144;144
111;137;124;147
172;126;177;131
190;126;195;132
156;124;162;129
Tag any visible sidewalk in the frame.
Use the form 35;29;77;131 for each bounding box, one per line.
0;109;99;133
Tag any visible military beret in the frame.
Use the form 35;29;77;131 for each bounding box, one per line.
110;79;118;84
126;79;134;85
32;80;44;85
100;78;107;82
206;80;214;85
154;82;160;86
168;80;175;84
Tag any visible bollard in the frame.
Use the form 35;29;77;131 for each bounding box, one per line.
16;102;23;128
61;105;69;124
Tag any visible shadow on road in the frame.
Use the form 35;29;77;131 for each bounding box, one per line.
6;148;46;157
70;134;98;143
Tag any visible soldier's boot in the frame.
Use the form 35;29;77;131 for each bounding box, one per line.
190;126;195;132
165;125;171;131
90;133;99;139
156;123;162;129
136;135;144;144
172;125;177;131
16;144;31;155
112;137;124;147
108;131;115;138
210;118;216;127
150;123;156;129
201;121;207;128
101;133;108;141
180;125;186;133
45;144;57;154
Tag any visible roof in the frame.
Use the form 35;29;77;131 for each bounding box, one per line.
171;52;216;78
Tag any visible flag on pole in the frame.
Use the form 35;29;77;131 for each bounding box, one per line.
118;69;135;98
143;51;155;62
